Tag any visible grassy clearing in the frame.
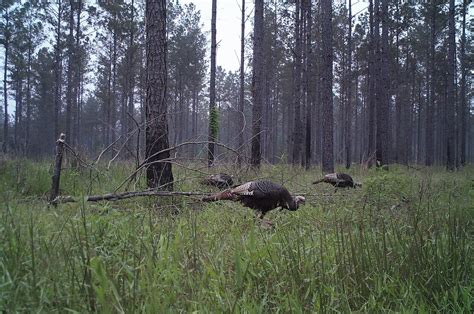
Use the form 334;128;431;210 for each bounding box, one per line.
0;159;473;312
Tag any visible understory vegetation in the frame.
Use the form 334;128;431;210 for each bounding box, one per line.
0;159;473;312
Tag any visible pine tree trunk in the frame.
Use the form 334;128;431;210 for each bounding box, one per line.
2;8;9;154
367;0;375;164
53;0;62;143
145;0;174;189
237;0;245;165
321;0;334;174
73;0;82;147
111;28;118;156
460;0;467;166
66;2;74;143
378;0;390;165
208;0;217;167
345;0;352;169
127;0;136;155
304;0;312;170
314;6;322;165
25;20;32;155
292;0;302;165
394;0;401;163
251;0;264;168
425;1;435;166
446;0;456;170
14;80;22;152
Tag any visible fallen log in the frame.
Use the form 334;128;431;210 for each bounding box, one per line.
51;190;211;204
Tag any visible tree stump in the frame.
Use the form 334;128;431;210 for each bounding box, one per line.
49;133;66;204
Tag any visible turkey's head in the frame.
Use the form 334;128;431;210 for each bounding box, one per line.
286;195;305;211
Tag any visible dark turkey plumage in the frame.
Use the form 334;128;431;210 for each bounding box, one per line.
202;180;305;220
201;173;234;189
313;172;361;188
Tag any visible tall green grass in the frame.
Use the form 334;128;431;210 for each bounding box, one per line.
0;160;472;312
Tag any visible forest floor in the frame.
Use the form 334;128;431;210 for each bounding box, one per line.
0;159;473;312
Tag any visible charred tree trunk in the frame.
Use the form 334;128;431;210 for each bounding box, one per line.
145;0;174;189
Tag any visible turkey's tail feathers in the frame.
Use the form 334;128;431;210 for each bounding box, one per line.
201;190;234;202
312;178;325;185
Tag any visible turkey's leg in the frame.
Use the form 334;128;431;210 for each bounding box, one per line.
255;210;274;228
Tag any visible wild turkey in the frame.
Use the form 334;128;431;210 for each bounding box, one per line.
201;173;234;189
313;172;361;189
202;180;305;224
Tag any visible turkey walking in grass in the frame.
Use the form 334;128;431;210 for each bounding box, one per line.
202;180;305;227
313;172;362;189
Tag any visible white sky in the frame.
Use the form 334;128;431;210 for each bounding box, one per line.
181;0;252;72
180;0;370;72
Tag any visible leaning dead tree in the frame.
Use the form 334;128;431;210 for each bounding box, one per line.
47;135;239;205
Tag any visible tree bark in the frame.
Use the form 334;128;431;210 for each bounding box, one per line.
14;80;22;152
460;0;467;166
237;0;245;166
73;0;82;147
111;26;118;156
367;0;375;165
208;0;217;167
446;0;455;170
65;1;74;145
345;0;352;169
425;1;435;166
49;133;66;204
251;0;264;168
321;0;334;174
25;14;33;155
375;0;389;166
127;0;136;155
53;0;63;143
304;0;313;170
2;8;10;154
145;0;174;189
292;0;302;165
